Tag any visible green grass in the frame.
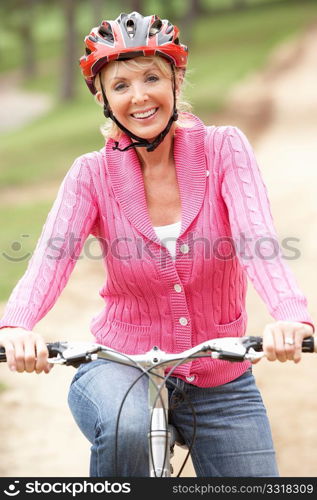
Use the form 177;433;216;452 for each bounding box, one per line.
187;1;317;113
0;98;104;187
0;202;51;300
201;0;298;9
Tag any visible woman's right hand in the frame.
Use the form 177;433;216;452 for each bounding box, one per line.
0;328;52;374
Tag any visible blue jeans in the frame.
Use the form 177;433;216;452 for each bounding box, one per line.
67;359;279;477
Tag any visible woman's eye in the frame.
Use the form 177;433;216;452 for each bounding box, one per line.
146;75;159;82
114;82;127;91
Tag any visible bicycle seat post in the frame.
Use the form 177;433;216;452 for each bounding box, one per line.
147;351;171;477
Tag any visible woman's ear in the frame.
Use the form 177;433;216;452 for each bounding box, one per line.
175;69;185;96
95;91;103;105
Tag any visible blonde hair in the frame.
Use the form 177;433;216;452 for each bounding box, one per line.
94;56;193;141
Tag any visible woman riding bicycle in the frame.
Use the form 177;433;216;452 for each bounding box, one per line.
0;11;314;476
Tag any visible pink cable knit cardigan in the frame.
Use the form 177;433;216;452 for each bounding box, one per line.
0;114;313;387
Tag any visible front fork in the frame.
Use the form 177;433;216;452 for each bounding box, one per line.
148;365;171;477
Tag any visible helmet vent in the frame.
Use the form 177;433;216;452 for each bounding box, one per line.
165;23;174;35
149;19;163;36
126;19;135;38
98;23;114;43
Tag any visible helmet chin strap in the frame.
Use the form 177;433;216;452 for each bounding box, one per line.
99;68;178;153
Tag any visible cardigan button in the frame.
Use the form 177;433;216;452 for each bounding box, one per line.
179;317;188;326
206;170;210;177
174;284;182;293
179;244;189;254
186;375;195;382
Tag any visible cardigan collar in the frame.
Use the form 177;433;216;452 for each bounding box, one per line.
105;113;207;244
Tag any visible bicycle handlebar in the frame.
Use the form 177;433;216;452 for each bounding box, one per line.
0;336;316;368
1;335;315;479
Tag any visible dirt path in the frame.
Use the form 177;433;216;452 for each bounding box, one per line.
1;24;317;477
0;72;53;134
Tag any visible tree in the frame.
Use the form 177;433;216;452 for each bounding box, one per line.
60;0;77;101
181;0;205;45
21;0;37;78
91;0;103;24
233;0;248;9
0;0;37;79
130;0;144;12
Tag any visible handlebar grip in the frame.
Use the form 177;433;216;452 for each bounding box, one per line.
0;347;6;363
0;342;67;363
301;336;316;352
247;335;316;352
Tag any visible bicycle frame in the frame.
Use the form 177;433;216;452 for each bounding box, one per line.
1;335;316;477
93;344;190;477
148;363;170;477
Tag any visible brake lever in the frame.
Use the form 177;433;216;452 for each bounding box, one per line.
208;337;247;360
47;342;102;366
207;337;264;362
244;349;265;362
240;336;265;362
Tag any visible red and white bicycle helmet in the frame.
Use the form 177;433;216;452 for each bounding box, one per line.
80;11;188;95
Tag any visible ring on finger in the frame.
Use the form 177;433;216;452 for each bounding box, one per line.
285;337;295;345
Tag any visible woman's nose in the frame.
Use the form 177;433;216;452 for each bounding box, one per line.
131;84;149;105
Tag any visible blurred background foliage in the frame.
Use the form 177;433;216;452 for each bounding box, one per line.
0;0;316;300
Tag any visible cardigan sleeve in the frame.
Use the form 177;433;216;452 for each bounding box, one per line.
218;126;314;328
0;156;98;331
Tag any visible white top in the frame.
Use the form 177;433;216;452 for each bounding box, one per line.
153;221;181;259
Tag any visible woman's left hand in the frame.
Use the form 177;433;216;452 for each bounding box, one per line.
260;321;314;363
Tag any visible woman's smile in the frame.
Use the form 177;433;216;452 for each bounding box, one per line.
130;107;158;120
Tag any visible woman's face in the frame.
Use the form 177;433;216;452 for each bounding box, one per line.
101;57;176;141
